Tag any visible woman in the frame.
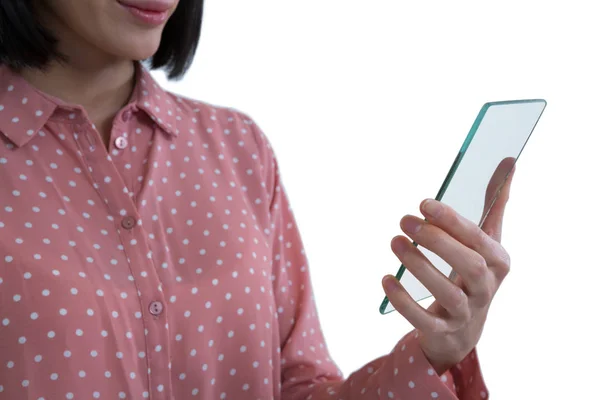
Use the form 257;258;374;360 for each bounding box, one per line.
0;1;513;399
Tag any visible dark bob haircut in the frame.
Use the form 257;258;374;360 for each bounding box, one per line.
0;0;204;79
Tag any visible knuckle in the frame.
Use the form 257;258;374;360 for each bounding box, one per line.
497;247;511;276
446;285;469;312
473;280;494;306
432;316;449;334
479;285;494;305
474;228;490;250
469;254;488;281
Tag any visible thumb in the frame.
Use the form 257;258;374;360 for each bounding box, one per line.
481;161;516;242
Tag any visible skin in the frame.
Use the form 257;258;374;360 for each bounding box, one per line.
20;0;179;148
19;0;514;380
383;162;515;375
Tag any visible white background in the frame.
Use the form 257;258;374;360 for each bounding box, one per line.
154;1;600;398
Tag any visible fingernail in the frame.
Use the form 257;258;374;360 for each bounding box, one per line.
401;217;422;234
392;237;409;254
383;275;400;292
422;199;442;218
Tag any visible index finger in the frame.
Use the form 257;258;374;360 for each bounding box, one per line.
419;199;508;275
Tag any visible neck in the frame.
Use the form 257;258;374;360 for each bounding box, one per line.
19;0;137;137
20;60;136;149
18;1;137;148
20;60;136;118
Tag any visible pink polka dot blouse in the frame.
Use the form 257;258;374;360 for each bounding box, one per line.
0;63;488;399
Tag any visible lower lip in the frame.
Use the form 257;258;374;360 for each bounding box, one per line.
120;4;169;26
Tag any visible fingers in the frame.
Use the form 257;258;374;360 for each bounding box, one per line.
390;235;471;317
398;217;495;305
481;164;516;242
483;158;516;218
382;274;447;333
417;200;510;281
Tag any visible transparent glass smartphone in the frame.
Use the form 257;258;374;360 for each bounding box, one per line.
379;99;547;315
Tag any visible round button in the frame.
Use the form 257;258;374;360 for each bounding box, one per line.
121;216;136;230
114;136;128;149
149;301;164;316
122;110;133;122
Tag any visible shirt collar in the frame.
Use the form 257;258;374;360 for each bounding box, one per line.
0;62;178;148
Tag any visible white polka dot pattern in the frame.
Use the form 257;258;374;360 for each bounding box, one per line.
0;63;487;399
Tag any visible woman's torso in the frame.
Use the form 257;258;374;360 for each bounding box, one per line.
0;64;283;400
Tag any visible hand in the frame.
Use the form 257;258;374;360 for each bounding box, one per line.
382;159;515;374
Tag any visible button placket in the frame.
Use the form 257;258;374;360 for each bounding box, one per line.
73;123;99;155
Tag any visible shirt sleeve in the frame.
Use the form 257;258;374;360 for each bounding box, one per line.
243;111;489;400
